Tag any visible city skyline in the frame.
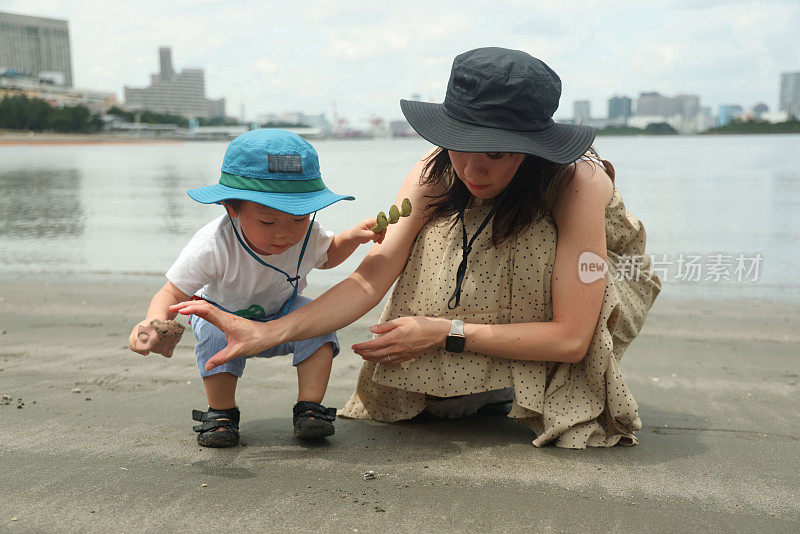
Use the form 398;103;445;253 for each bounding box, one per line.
1;1;799;122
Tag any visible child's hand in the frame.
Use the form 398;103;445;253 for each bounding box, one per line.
352;218;386;245
128;319;185;358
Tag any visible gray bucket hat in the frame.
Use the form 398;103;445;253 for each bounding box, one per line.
400;47;595;164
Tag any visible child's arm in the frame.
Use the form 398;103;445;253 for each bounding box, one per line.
129;281;190;356
320;218;385;270
143;281;190;321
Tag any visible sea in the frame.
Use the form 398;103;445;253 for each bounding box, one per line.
1;134;799;301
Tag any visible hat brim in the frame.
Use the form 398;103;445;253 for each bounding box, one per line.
400;100;596;165
187;184;354;216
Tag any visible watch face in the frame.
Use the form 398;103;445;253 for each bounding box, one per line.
446;335;466;353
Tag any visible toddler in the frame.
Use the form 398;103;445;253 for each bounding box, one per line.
129;129;383;446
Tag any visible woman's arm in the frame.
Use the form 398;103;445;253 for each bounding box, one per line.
320;217;386;269
353;160;614;364
171;153;440;371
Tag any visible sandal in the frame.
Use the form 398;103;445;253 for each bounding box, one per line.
192;406;240;448
293;401;336;440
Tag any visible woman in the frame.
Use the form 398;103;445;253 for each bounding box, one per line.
172;47;661;448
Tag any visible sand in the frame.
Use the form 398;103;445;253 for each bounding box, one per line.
134;319;185;358
1;274;798;532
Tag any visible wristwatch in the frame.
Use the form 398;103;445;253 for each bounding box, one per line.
445;319;466;353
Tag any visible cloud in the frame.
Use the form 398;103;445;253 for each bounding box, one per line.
253;59;281;75
3;0;799;120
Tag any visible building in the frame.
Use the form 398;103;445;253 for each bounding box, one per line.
760;111;789;123
634;92;703;133
752;102;769;118
124;47;225;119
696;107;714;132
718;105;743;127
0;73;117;113
0;10;73;87
608;96;632;123
779;72;800;119
259;111;331;133
573;100;590;123
636;92;698;119
635;92;669;116
675;94;700;121
389;119;418;138
627;115;682;131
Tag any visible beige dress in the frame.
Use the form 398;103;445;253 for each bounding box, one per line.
340;156;662;448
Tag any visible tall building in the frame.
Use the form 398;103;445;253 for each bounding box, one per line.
779;72;800;119
696;107;714;132
718;105;743;127
608;96;632;122
573;100;590;122
633;92;703;133
0;11;73;87
635;92;666;116
675;94;700;120
124;47;225;119
158;47;174;81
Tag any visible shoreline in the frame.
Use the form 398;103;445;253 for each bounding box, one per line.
1;274;798;531
0;131;185;145
2;130;800;145
2;270;797;307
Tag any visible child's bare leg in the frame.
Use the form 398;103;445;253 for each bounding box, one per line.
296;342;333;404
203;372;238;410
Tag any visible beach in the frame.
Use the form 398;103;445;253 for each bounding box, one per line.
1;273;798;532
1;136;799;532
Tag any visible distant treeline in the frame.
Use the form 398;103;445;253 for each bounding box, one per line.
0;95;103;132
106;107;241;127
260;121;307;128
596;122;678;136
703;118;800;134
0;96;244;133
106;106;188;127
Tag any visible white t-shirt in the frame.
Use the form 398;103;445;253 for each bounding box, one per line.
166;214;334;317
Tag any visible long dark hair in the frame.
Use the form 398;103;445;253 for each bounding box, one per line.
420;148;576;246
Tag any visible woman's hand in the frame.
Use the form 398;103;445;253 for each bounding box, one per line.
352;316;450;365
169;300;274;371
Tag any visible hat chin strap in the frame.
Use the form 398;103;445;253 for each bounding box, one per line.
226;211;316;317
447;187;509;310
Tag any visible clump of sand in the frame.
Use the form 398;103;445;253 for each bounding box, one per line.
139;319;185;358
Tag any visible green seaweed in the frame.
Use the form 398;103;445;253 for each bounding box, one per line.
400;198;412;217
388;205;400;224
370;199;412;233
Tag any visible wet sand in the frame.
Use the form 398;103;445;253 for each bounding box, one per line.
1;274;798;532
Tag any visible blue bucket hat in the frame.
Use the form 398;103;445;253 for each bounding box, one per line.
187;129;354;215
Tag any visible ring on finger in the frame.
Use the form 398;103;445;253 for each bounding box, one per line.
387;355;392;362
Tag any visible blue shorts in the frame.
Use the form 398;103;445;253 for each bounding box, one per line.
190;295;339;379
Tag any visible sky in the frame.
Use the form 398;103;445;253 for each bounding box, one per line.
2;0;799;122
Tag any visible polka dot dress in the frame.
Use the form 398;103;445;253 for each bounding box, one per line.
340;156;662;448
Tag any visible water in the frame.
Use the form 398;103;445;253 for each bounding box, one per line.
1;135;799;300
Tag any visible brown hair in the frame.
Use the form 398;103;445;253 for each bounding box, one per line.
420;148;576;246
222;199;244;213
